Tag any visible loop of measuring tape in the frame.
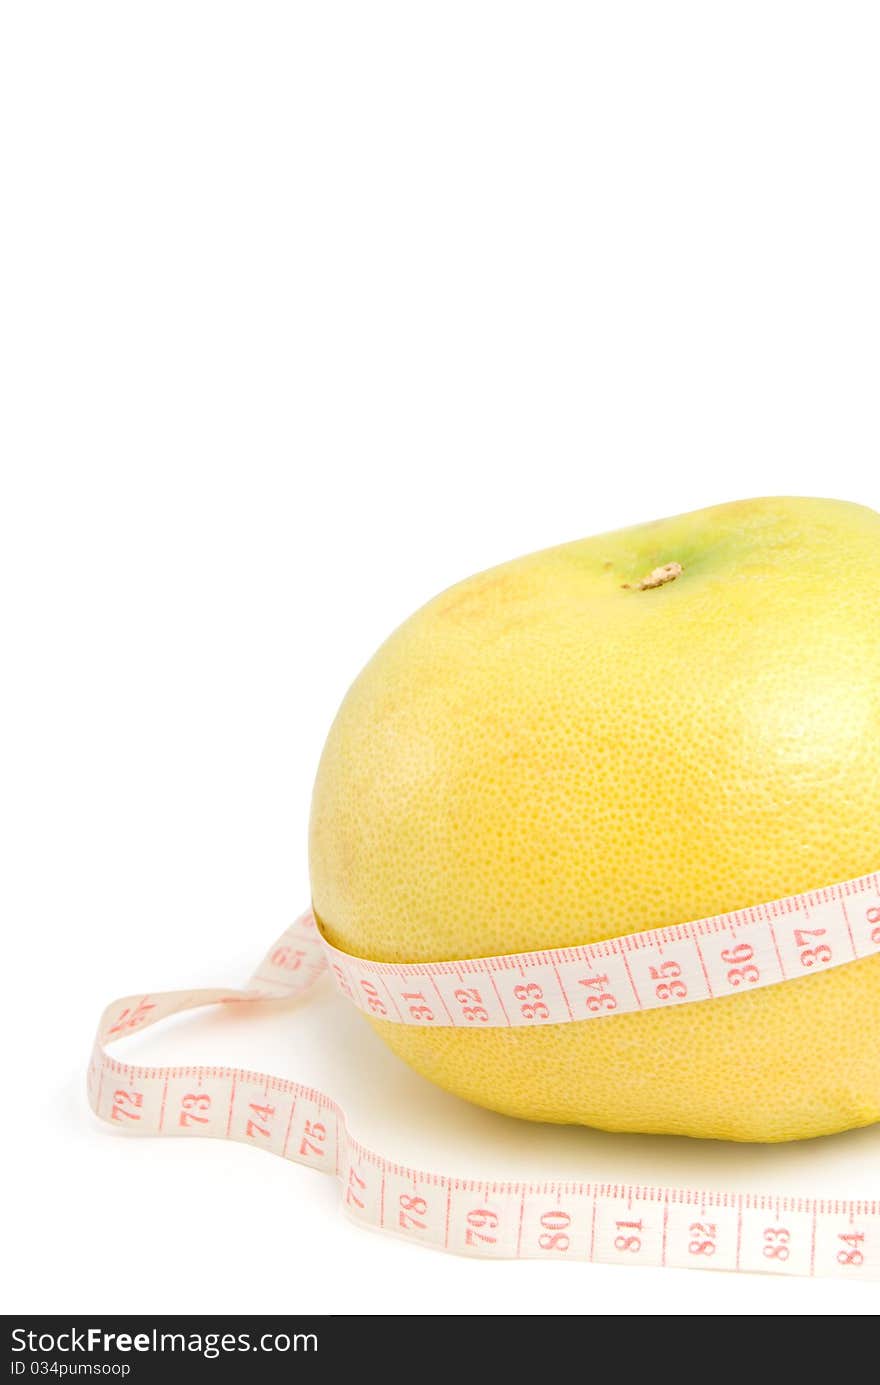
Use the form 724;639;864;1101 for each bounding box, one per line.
88;871;880;1280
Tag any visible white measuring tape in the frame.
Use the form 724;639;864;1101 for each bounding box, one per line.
89;871;880;1280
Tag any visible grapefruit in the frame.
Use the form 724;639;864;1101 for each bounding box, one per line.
309;497;880;1140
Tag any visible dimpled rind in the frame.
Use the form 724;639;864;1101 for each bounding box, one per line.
309;496;880;1141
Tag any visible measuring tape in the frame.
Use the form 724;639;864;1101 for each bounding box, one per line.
89;870;880;1280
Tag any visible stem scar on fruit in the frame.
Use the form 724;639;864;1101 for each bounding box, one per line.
622;561;683;591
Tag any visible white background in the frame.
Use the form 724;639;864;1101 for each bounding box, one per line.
2;2;879;1318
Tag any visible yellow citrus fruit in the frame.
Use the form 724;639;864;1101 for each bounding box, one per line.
309;496;880;1141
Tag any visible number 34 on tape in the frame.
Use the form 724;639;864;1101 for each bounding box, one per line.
88;870;880;1281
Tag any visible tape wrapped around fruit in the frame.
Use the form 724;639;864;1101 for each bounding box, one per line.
309;496;880;1142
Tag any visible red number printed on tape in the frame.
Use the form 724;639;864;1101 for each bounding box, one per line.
178;1092;211;1128
381;1172;445;1248
520;1193;592;1258
111;1088;143;1122
88;872;880;1281
665;1203;740;1272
